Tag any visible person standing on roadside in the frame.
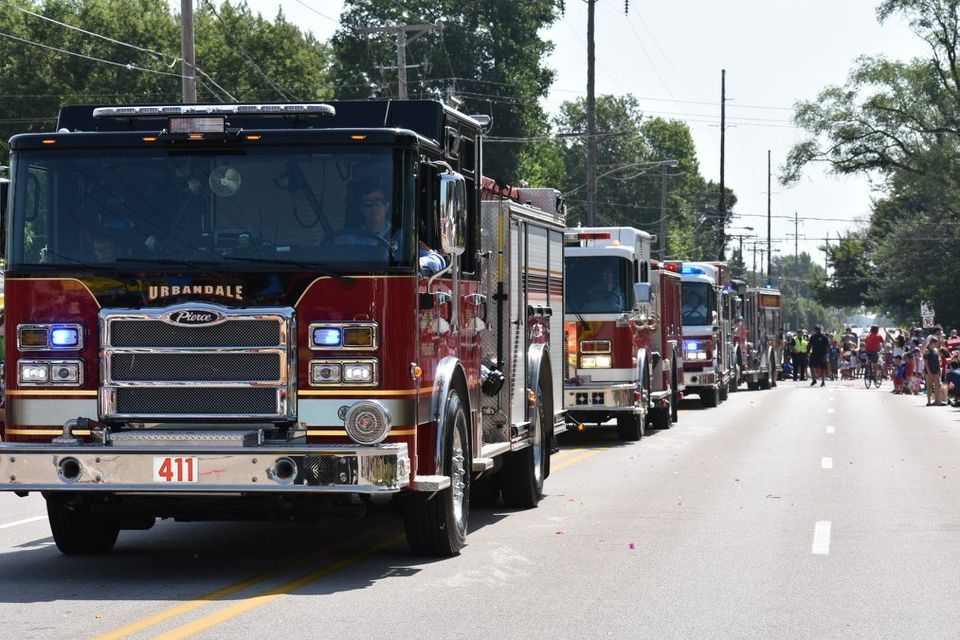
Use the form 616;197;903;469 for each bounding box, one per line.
793;330;809;381
808;325;830;387
925;339;945;406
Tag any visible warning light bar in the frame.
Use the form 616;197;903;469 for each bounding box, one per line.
664;262;682;273
577;232;611;240
92;103;336;119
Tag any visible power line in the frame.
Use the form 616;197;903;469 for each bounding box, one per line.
290;0;338;23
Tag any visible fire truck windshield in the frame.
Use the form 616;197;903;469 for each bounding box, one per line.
681;282;715;326
564;255;633;314
8;147;417;272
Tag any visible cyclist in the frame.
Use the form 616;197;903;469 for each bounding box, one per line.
863;325;884;382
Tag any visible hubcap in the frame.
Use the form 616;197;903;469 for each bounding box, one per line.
532;396;544;488
451;422;466;530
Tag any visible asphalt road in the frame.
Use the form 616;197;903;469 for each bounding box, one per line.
2;379;959;639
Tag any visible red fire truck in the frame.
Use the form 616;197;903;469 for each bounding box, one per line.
562;227;681;439
0;100;565;557
738;286;782;390
678;261;736;407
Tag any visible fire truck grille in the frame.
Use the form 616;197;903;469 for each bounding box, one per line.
109;353;283;383
100;307;295;421
109;320;281;348
114;387;279;417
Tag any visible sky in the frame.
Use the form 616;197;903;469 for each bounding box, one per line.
208;0;931;270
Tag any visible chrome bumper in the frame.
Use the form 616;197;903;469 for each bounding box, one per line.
0;442;410;494
683;371;716;387
564;383;639;412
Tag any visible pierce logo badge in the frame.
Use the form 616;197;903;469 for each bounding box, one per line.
165;309;224;326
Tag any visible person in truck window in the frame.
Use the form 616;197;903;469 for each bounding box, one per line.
586;266;624;309
682;289;708;324
342;179;445;275
92;235;117;263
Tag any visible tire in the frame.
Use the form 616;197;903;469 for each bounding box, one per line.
700;387;718;408
403;391;470;556
46;498;120;555
759;369;771;390
863;365;872;389
747;380;759;391
718;381;729;402
650;404;671;430
616;413;644;441
501;382;546;508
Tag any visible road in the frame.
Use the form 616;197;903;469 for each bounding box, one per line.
1;379;959;639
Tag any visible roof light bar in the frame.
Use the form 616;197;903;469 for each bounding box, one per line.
92;103;336;119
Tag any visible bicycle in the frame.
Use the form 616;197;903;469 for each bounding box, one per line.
863;355;882;388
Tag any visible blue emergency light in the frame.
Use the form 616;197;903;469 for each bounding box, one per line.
685;341;700;351
681;265;704;275
313;327;342;347
50;327;80;348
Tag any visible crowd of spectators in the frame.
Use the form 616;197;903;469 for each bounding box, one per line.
782;324;960;406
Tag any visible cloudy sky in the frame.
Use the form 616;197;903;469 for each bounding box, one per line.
204;0;929;269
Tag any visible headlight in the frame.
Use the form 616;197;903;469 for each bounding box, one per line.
344;400;391;445
581;355;612;368
310;362;341;384
343;362;375;383
18;362;48;383
17;359;83;386
580;340;611;354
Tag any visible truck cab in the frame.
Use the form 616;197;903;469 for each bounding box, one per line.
563;227;676;439
678;261;733;407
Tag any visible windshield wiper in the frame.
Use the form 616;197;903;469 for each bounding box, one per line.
222;256;354;287
566;299;588;327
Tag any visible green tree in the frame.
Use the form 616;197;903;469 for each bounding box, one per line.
329;0;560;182
0;1;331;157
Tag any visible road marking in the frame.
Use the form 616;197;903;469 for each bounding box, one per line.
151;535;404;640
551;448;609;472
827;408;835;414
0;515;46;531
92;524;393;640
812;521;832;554
826;426;836;434
821;457;833;469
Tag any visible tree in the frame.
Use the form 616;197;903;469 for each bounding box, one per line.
0;1;332;157
784;0;960;330
329;0;560;182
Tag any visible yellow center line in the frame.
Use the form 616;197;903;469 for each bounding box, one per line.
91;522;392;640
552;448;607;472
150;535;404;640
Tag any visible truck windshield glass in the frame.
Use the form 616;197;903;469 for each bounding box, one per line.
9;147;416;271
565;255;633;314
682;282;715;326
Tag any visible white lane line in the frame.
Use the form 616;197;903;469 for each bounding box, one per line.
826;426;836;434
821;457;833;469
812;521;832;554
0;515;46;531
827;408;836;414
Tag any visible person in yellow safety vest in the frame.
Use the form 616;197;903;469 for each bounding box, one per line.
793;329;809;381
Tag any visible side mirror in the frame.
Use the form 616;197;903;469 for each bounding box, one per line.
633;282;652;304
437;171;467;256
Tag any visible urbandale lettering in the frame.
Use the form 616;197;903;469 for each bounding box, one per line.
147;284;244;302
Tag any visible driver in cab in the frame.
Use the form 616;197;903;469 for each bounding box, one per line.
682;288;708;323
342;180;445;275
586;266;624;309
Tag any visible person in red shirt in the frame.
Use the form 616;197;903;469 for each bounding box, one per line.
863;325;884;376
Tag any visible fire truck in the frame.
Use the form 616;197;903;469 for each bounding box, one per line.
562;227;681;439
738;286;783;390
678;261;736;407
0;100;566;557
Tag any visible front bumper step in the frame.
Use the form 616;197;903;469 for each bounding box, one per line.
0;442;410;493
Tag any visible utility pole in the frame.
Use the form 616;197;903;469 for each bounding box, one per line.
586;0;598;226
361;24;440;99
767;149;772;278
794;210;800;329
180;0;196;103
751;240;758;287
718;69;726;260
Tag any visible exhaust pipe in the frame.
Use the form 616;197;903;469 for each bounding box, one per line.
57;457;82;484
270;457;298;484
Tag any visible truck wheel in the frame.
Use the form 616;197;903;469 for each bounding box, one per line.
759;370;772;390
719;381;729;402
403;391;470;556
470;474;501;508
46;497;120;555
701;388;718;408
747;380;759;391
501;383;546;508
650;404;671;430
